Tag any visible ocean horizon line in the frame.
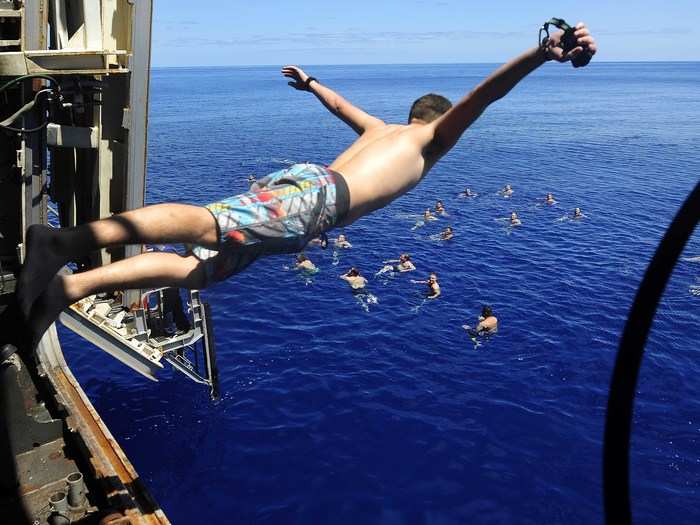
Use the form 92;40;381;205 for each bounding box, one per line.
152;59;700;70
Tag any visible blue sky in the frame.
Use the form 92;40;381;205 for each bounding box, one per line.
152;1;699;66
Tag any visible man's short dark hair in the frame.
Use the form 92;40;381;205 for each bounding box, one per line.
409;94;452;123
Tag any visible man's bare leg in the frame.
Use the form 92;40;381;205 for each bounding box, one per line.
19;203;217;319
29;251;207;346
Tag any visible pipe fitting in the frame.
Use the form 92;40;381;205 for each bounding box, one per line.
66;471;86;507
49;490;68;513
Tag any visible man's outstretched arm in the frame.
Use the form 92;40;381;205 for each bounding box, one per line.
281;66;385;135
429;23;597;157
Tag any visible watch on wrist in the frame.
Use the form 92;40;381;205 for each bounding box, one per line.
304;76;318;91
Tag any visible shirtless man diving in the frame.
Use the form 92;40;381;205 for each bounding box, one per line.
19;23;597;345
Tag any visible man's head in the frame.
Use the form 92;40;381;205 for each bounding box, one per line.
408;94;452;124
482;305;493;318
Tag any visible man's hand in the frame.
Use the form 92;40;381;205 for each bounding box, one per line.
281;65;310;90
545;22;597;63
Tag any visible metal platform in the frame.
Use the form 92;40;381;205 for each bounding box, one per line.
59;288;220;398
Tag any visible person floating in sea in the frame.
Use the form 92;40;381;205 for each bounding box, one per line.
247;174;257;187
573;207;584;219
459;187;477;198
377;253;416;275
294;253;317;273
19;23;597;345
500;184;514;197
463;305;498;345
510;212;522;226
334;233;352;249
340;267;367;289
435;200;446;215
476;305;498;333
412;273;441;299
308;233;329;249
423;209;437;222
545;192;556;205
439;226;454;240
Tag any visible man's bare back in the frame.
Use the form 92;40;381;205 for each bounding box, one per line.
330;123;435;224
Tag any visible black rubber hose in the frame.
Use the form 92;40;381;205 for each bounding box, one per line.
0;74;60;134
0;74;59;95
604;181;700;524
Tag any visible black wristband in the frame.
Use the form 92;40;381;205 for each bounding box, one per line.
304;76;318;91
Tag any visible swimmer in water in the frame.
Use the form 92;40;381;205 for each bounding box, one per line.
500;184;513;197
412;272;441;299
247;174;257;187
378;253;416;275
459;187;477;198
295;253;317;273
475;305;498;333
545;192;556;205
423;209;437;221
510;211;522;226
463;305;498;342
573;207;584;219
439;226;454;240
340;267;367;289
435;200;446;215
334;233;352;249
308;232;329;249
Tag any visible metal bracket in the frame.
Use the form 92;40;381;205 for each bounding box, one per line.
46;123;98;148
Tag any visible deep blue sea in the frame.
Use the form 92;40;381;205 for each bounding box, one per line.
59;62;700;524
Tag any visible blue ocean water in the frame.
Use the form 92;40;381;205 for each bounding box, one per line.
58;62;700;524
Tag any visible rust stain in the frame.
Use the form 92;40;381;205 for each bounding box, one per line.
19;483;39;495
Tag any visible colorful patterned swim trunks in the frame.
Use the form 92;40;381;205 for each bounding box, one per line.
191;163;349;285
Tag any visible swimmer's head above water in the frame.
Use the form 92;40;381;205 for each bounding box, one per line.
482;305;493;318
346;267;360;277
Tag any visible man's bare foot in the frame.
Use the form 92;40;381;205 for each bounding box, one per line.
27;274;73;349
18;224;70;320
